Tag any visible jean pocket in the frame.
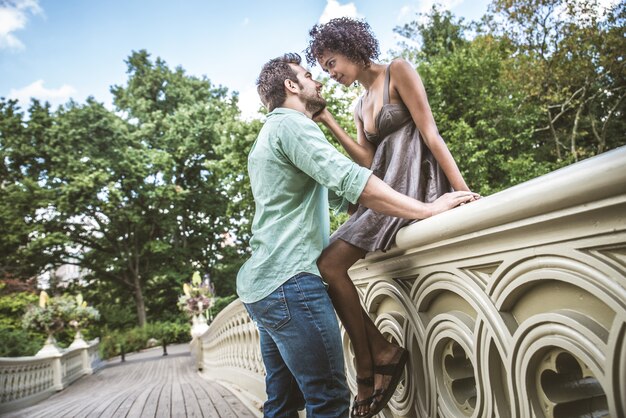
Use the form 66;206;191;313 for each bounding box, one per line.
249;286;291;331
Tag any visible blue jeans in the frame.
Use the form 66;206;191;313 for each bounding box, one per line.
244;273;350;418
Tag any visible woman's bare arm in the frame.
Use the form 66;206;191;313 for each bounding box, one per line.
315;107;376;168
389;59;471;192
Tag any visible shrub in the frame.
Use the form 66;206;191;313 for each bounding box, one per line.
98;321;191;359
212;295;237;319
0;328;44;357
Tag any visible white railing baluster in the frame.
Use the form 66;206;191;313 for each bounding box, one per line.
0;338;101;414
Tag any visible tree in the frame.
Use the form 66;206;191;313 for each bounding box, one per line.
490;0;626;162
394;5;469;61
63;50;241;326
0;99;67;281
1;51;243;327
210;116;263;294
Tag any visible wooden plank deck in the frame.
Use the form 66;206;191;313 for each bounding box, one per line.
2;344;257;418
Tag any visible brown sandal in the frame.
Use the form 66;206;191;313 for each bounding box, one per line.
351;375;377;418
369;348;409;415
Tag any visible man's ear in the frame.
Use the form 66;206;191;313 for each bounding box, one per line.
284;79;298;94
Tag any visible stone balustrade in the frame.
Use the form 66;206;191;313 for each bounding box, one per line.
0;338;101;414
194;300;265;414
198;146;626;417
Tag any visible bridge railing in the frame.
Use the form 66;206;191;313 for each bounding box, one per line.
192;299;265;414
196;147;626;418
0;338;101;414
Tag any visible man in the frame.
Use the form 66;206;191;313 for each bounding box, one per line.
237;53;476;418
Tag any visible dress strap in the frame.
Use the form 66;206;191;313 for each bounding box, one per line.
383;64;392;105
357;95;365;122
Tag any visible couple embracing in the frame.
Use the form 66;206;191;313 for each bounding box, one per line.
236;17;478;418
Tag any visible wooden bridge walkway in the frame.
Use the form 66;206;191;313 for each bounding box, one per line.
2;344;257;418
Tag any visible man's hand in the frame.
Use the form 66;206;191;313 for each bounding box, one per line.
429;191;480;217
358;175;479;220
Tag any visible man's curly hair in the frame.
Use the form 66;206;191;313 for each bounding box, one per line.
305;17;380;68
257;53;302;112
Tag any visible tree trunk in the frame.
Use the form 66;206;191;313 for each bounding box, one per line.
133;274;147;327
547;109;562;161
571;103;583;162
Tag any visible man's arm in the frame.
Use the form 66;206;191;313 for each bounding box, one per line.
358;175;478;220
277;116;477;218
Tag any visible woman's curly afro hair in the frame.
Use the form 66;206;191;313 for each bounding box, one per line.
305;17;380;68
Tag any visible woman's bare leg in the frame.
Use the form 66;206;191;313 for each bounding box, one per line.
361;305;406;403
318;239;372;416
318;239;404;415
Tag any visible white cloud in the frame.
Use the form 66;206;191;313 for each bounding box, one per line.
9;79;76;107
0;0;42;50
319;0;361;24
396;0;621;25
396;0;464;24
397;5;414;22
237;85;263;121
241;17;250;26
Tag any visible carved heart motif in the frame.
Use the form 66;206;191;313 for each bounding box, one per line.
443;340;477;414
538;350;607;418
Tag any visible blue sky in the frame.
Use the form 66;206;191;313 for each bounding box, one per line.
1;0;492;119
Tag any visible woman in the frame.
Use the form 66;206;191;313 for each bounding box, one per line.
306;17;477;418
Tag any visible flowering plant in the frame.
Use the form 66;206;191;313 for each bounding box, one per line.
177;271;215;317
22;291;72;335
22;291;100;336
67;293;100;330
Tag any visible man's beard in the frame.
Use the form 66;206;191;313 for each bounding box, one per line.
303;92;327;115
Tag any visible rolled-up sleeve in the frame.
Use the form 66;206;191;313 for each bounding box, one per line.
276;116;371;204
328;189;349;213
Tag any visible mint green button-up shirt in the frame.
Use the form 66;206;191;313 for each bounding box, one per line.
236;108;372;303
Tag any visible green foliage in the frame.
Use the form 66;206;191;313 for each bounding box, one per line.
1;50;246;328
0;283;38;331
0;328;44;357
330;212;350;235
211;294;237;319
0;285;44;356
415;34;549;194
99;321;190;359
489;0;626;162
67;294;100;330
390;2;625;194
21;292;100;342
394;5;468;60
211;117;261;265
22;293;71;335
73;280;137;330
0;100;62;280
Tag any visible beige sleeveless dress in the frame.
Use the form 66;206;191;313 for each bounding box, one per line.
331;64;452;252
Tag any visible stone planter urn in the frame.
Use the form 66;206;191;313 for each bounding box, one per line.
69;329;89;349
36;334;63;357
190;313;209;338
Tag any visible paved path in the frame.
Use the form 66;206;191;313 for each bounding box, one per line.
3;344;256;418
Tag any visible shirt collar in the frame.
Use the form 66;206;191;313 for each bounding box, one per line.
268;107;306;118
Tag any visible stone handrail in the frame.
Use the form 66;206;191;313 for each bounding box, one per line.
0;338;101;414
194;300;265;415
197;146;626;418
